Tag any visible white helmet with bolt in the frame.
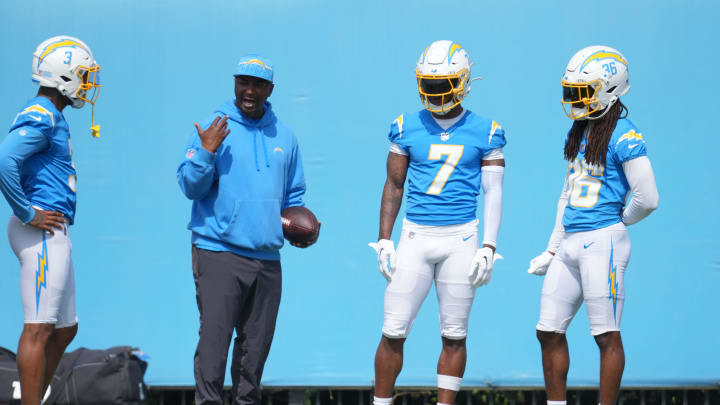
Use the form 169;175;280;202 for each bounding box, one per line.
32;36;102;137
561;45;629;120
416;40;475;115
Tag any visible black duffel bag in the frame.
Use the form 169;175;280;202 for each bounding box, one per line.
0;346;23;404
48;346;148;405
0;346;148;405
0;347;60;404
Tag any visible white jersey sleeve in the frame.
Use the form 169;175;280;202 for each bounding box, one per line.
482;148;504;161
389;142;408;156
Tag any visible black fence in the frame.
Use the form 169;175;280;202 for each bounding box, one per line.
147;387;720;405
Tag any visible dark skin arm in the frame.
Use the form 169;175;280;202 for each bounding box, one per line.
480;158;506;253
378;152;409;240
28;208;65;234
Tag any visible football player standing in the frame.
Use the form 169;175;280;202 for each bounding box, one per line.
527;46;658;405
0;36;101;404
369;40;505;405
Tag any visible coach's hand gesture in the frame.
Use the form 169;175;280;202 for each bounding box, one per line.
28;208;65;234
196;115;231;154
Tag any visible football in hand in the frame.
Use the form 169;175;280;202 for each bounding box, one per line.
281;206;319;244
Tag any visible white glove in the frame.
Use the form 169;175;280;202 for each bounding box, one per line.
368;239;397;281
468;247;503;287
527;251;554;276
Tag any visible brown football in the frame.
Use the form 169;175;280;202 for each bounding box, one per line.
281;206;319;244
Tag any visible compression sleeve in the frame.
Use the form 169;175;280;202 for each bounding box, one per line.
481;165;504;248
621;156;658;225
0;127;49;223
546;173;569;254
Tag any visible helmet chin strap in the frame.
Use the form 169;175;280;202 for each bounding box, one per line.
429;99;456;116
585;101;614;121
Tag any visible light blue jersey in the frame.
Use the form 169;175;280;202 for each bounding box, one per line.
0;97;76;224
562;118;647;232
389;109;506;226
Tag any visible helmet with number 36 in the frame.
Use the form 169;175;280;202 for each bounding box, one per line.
561;45;629;120
32;36;100;110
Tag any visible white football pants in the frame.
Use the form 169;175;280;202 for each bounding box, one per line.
8;214;77;327
537;222;630;336
382;218;478;340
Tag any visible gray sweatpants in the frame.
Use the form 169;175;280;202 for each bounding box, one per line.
192;246;282;405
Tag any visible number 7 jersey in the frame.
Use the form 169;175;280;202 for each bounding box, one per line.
562;118;647;232
388;109;506;226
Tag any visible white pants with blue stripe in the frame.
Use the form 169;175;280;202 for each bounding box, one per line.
537;222;630;336
8;214;77;327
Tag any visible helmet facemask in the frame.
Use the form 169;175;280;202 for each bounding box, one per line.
71;65;102;137
561;79;606;120
416;70;469;115
74;65;101;107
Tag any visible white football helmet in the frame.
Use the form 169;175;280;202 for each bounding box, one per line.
561;45;629;120
416;40;474;115
32;36;101;137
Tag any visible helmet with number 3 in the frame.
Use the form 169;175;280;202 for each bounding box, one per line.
561;45;629;120
32;36;102;137
416;40;474;115
32;36;100;109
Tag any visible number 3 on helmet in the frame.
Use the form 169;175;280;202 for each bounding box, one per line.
561;45;630;120
416;40;475;115
31;36;102;137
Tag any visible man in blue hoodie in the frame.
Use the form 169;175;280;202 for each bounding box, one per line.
177;54;315;405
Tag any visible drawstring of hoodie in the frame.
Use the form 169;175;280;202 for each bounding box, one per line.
252;128;271;172
259;128;270;168
252;130;259;171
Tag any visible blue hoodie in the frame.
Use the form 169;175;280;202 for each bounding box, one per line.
177;100;305;260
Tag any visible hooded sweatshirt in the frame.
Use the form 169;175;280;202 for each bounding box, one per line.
177;100;305;260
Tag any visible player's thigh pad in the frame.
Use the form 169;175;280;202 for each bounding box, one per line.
8;215;75;325
382;220;436;339
578;223;630;335
435;221;478;339
536;242;583;334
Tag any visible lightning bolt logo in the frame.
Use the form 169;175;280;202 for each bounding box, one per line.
608;237;618;324
35;233;49;316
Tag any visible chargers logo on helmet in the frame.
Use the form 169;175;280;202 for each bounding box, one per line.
415;40;478;115
561;45;630;120
32;36;102;137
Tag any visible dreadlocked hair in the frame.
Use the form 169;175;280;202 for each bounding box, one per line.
563;100;628;167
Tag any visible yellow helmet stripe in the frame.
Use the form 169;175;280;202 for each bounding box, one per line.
581;50;628;70
448;43;462;63
38;39;85;64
